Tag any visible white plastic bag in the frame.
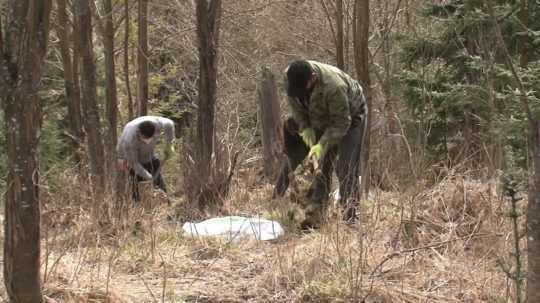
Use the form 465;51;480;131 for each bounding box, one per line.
182;216;283;241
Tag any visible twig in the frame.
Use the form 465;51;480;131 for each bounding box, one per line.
137;273;159;303
105;249;118;303
158;252;167;303
319;0;337;48
371;0;403;59
360;232;502;302
378;233;501;275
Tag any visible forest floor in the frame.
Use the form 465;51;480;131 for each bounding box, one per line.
0;167;520;302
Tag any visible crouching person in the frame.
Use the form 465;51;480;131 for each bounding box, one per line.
274;60;367;226
117;116;175;201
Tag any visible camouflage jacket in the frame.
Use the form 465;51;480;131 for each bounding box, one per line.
286;60;367;148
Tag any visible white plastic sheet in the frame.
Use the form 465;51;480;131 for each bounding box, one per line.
182;216;283;241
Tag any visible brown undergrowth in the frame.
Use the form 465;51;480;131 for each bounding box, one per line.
0;165;520;302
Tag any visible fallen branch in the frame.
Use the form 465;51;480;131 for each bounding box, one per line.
361;232;503;302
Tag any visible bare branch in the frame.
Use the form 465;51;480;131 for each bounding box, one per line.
319;0;337;48
0;6;3;57
90;0;105;40
371;0;402;59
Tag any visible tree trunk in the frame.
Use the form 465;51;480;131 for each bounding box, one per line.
195;0;222;204
378;0;400;186
124;0;134;121
102;0;119;185
73;5;84;143
529;121;540;303
485;1;537;300
344;0;351;69
257;66;283;180
518;0;528;69
137;0;149;116
336;0;345;70
0;1;52;301
57;0;85;163
516;0;540;301
354;0;371;197
76;0;106;192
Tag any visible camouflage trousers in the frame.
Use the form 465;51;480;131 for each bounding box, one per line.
274;114;366;222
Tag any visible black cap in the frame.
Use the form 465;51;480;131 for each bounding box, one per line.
286;60;312;98
138;121;156;139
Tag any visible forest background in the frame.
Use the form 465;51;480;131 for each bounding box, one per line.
1;0;540;302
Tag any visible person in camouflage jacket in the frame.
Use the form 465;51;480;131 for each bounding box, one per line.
274;60;367;225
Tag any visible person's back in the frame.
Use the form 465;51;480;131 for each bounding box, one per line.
117;115;175;200
117;116;174;177
285;60;366;149
306;60;365;120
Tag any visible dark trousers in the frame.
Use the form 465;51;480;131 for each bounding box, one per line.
274;116;366;220
130;157;167;201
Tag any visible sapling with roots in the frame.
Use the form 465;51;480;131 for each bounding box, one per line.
499;160;527;303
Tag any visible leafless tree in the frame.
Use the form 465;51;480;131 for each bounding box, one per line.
56;0;85;163
76;0;106;192
100;0;120;187
336;0;345;69
195;0;222;206
0;1;52;301
320;0;345;69
354;0;371;196
137;0;149;116
124;0;134;120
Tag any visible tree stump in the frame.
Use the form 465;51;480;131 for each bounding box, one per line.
257;66;283;180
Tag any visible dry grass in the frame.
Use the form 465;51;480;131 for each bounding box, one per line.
0;0;520;302
0;165;520;303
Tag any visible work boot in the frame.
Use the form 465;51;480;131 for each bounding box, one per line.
273;162;291;198
342;207;358;224
300;203;325;230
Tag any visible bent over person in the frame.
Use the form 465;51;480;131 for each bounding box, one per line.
117;116;175;201
274;60;367;224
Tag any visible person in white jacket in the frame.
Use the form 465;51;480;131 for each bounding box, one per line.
117;116;175;201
